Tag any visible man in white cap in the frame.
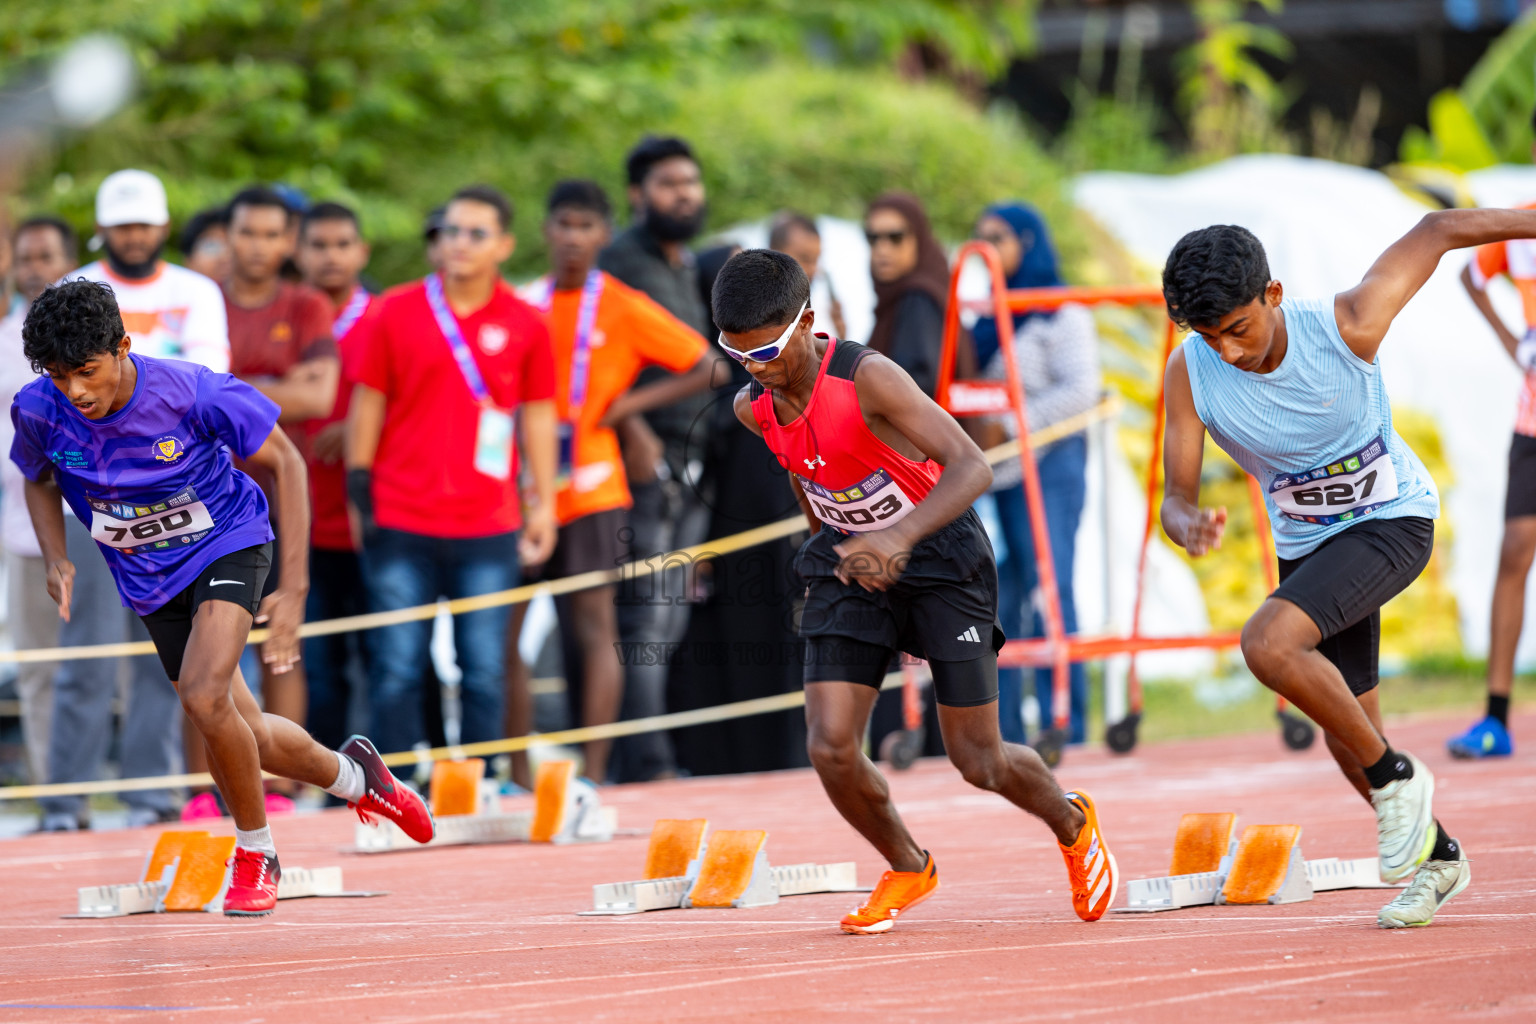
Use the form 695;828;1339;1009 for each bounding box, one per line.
36;169;232;830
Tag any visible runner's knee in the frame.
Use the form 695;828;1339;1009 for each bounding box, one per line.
949;742;1006;792
1497;530;1536;578
1240;608;1305;680
807;728;862;776
177;675;225;724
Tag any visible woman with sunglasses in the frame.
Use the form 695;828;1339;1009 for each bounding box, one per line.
865;192;973;398
971;202;1101;748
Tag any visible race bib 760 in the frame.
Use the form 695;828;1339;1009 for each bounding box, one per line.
1268;436;1399;525
87;487;216;552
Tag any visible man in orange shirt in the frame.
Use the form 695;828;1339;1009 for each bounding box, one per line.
509;179;720;785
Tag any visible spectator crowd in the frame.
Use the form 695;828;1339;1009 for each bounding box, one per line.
0;135;1102;826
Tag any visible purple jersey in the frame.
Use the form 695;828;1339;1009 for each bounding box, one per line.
9;354;278;614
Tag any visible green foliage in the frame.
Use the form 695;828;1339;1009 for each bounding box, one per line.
4;0;1041;282
1176;0;1298;160
1400;9;1536;170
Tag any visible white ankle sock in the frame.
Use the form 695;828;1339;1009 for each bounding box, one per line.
325;753;366;802
235;825;276;855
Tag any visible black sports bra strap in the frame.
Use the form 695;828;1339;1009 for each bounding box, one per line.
826;339;870;381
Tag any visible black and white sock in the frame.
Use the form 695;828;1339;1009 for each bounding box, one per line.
1363;747;1413;790
1429;821;1460;862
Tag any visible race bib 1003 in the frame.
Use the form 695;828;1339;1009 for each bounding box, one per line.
87;487;216;552
1268;436;1399;525
798;467;915;533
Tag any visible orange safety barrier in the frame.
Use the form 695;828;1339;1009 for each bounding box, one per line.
937;245;1311;762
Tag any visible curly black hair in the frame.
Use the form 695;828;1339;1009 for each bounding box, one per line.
711;249;810;335
21;279;126;373
1161;225;1272;330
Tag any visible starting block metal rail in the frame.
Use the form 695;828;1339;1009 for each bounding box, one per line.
1115;813;1399;913
68;831;381;918
354;758;615;852
581;820;863;916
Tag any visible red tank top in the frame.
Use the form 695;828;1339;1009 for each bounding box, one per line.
750;336;941;533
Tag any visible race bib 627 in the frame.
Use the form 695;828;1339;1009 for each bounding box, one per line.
1268;436;1399;525
87;487;216;552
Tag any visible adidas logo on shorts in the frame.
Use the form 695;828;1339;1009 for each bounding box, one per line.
956;626;982;643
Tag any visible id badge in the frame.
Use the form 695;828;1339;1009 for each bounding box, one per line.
556;421;575;488
474;405;515;480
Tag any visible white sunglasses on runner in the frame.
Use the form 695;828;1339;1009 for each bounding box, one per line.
717;302;808;364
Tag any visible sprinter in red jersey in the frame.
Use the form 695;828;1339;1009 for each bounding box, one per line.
716;249;1116;933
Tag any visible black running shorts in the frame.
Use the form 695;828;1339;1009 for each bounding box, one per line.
1506;434;1536;520
140;543;272;681
1271;517;1433;696
798;507;1005;706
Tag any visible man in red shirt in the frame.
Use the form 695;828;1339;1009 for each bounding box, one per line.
346;184;557;759
221;185;339;808
295;201;374;754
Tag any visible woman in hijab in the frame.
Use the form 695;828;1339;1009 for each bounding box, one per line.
973;202;1101;746
864;192;958;396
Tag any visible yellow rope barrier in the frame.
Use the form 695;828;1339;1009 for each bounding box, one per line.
0;397;1117;800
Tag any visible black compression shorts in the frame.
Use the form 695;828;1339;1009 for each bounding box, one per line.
140;543;272;682
1271;517;1433;696
796;507;1005;705
1506;434;1536;520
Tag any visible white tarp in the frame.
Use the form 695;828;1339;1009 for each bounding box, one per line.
1076;154;1536;664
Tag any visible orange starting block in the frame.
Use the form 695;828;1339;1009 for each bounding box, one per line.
582;820;861;915
70;830;381;918
1117;813;1397;913
355;758;615;852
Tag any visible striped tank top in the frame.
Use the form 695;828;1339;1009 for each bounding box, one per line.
1182;297;1439;559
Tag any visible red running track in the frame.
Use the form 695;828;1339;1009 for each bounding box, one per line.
1;711;1532;1023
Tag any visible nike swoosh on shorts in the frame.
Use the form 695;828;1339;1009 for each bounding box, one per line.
209;579;245;587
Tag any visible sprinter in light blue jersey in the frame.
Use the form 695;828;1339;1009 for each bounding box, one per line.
1159;209;1536;928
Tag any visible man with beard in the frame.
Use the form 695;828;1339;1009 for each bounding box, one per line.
39;169;230;831
598;136;714;782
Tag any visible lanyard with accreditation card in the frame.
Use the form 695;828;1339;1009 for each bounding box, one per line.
332;286;371;340
527;270;605;486
424;273;514;481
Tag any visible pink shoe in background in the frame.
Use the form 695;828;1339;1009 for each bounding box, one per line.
180;791;223;822
263;792;296;815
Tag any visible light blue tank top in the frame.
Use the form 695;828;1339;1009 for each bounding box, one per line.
1182;297;1439;559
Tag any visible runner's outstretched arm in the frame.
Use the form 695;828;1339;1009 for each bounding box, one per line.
1337;208;1536;362
242;426;310;674
22;469;73;621
1159;348;1227;556
833;353;992;591
1460;263;1523;365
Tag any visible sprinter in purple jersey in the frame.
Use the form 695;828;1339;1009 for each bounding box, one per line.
10;280;435;916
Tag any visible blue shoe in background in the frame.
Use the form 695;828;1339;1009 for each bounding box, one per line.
1446;716;1513;759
